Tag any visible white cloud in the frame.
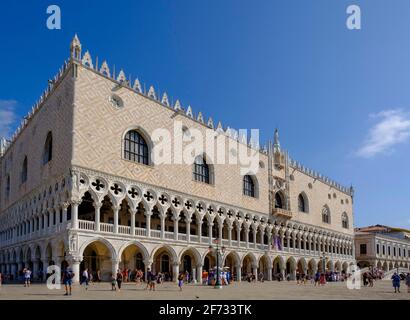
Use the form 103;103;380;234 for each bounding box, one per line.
0;100;18;138
356;109;410;158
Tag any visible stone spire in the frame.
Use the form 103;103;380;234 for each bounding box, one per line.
70;34;82;60
273;128;281;153
0;137;7;157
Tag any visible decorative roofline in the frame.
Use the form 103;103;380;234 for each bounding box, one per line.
289;157;353;196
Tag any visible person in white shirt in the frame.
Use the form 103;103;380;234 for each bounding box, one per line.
82;268;89;290
24;268;32;287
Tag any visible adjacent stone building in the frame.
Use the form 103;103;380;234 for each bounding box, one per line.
355;225;410;274
0;35;356;283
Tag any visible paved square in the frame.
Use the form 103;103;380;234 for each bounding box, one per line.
0;280;409;300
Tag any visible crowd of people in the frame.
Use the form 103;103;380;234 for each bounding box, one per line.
1;266;410;296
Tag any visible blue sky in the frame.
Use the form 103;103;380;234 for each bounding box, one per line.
0;0;409;228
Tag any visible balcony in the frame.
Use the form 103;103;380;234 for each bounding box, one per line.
272;207;293;219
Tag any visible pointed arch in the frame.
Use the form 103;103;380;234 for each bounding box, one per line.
21;156;28;184
43;132;53;165
342;212;349;229
298;192;309;213
275;191;285;209
322;205;331;224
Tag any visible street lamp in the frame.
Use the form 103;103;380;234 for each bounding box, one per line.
209;240;226;289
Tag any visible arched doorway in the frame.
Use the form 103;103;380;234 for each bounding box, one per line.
120;243;147;281
152;246;176;279
203;251;216;273
180;248;201;283
272;256;284;280
308;259;317;277
285;257;296;280
241;254;255;280
81;240;114;281
224;252;240;281
258;255;270;280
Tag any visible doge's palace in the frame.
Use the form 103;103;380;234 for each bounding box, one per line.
0;35;355;283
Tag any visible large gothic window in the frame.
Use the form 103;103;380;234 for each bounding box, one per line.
342;212;349;229
124;130;149;165
298;193;308;213
275;192;283;209
193;156;210;184
243;175;255;197
322;206;331;224
43;132;53;165
21;156;28;184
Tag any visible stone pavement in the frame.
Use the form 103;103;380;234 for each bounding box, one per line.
0;280;409;300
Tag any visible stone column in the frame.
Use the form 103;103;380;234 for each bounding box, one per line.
228;225;232;247
94;203;101;232
71;257;81;284
112;259;120;276
71;200;80;230
198;219;202;243
208;223;213;245
260;228;264;249
245;225;249;249
145;209;152;237
160;215;165;239
252;265;258;281
218;222;223;246
236;265;242;282
33;260;39;280
42;259;49;281
253;226;257;249
131;210;136;236
172;262;180;283
113;206;119;234
192;267;196;284
267;264;273;281
281;268;286;280
196;264;203;284
144;260;152;282
298;235;302;253
186;219;191;243
173;216;179;241
237;225;241;247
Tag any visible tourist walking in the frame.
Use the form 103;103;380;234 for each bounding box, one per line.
111;273;117;291
319;273;326;286
391;272;401;293
62;268;74;296
405;273;410;293
149;272;157;291
81;268;89;290
23;268;32;287
116;269;123;291
178;273;184;291
0;272;2;287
